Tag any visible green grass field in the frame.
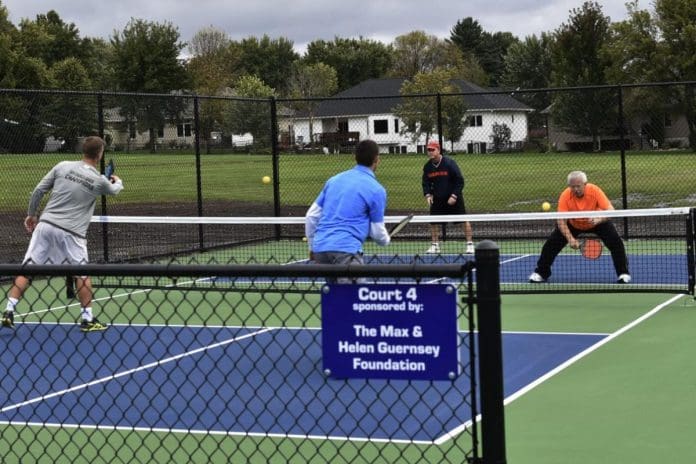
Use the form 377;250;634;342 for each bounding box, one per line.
1;149;695;213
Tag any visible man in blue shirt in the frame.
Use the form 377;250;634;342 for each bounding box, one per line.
305;139;390;266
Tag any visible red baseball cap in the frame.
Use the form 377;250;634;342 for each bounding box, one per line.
426;140;440;150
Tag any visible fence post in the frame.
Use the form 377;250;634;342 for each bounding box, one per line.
193;96;204;250
97;92;110;262
475;240;506;464
617;85;629;238
270;96;281;239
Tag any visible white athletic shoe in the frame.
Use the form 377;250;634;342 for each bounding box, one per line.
528;272;546;283
426;243;440;254
465;242;475;254
617;273;632;284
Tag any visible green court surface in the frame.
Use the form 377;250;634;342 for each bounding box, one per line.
502;292;696;464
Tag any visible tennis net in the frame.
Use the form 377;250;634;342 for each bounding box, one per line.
85;207;695;295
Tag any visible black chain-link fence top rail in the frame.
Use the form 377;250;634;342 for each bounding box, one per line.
0;263;482;464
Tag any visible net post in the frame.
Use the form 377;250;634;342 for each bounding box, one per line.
474;240;506;464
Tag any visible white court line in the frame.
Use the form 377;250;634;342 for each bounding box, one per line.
500;293;685;406
0;420;436;445
435;292;685;444
0;327;273;414
18;276;211;320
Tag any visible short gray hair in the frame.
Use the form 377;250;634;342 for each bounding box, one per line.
567;170;587;185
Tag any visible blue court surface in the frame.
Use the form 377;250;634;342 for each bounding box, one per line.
0;323;604;443
360;253;687;285
210;253;687;288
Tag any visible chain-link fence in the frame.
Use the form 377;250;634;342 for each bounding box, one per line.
1;81;695;264
0;257;507;464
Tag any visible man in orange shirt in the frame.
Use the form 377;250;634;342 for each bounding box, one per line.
529;171;631;283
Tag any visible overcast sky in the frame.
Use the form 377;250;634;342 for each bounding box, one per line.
3;0;634;54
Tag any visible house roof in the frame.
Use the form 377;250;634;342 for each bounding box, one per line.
311;78;533;118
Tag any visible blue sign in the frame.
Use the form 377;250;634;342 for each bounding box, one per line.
321;284;460;380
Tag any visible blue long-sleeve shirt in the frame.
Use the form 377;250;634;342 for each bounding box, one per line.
305;165;389;253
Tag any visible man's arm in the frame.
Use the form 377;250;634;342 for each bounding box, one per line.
304;201;322;250
449;159;465;198
369;222;390;246
368;188;390;246
422;167;432;204
590;185;613;225
24;167;57;232
557;219;579;249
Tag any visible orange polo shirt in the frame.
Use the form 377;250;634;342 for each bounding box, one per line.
557;183;612;230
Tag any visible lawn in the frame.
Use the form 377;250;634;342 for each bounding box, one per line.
1;150;694;213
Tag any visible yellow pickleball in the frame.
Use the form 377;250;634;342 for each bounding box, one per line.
262;176;271;184
542;201;551;211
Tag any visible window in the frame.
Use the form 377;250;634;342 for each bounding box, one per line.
388;145;407;154
129;123;136;139
373;119;389;134
338;121;349;132
394;118;399;133
157;126;164;138
468;115;483;127
664;114;672;128
177;123;192;137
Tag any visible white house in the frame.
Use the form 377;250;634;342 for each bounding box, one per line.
279;78;533;154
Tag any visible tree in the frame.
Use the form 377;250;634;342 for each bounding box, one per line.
288;61;338;146
82;37;118;90
46;57;95;151
441;92;468;152
653;0;696;147
388;31;446;78
601;0;696;148
0;57;52;152
16;10;90;67
237;35;298;95
603;2;669;147
551;1;616;150
111;19;191;151
393;69;467;147
449;17;519;86
187;26;241;93
490;122;512;151
304;37;392;91
189;26;230;57
226;75;275;148
0;2;15;36
502;33;554;129
187;27;241;151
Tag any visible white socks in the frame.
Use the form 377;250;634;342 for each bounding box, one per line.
81;307;93;322
5;297;18;313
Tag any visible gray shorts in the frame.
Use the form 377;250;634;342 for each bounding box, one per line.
312;251;365;283
24;222;88;271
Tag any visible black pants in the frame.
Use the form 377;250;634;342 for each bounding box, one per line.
534;221;629;279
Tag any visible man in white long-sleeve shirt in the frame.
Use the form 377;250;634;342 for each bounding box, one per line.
3;136;123;332
305;139;390;271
